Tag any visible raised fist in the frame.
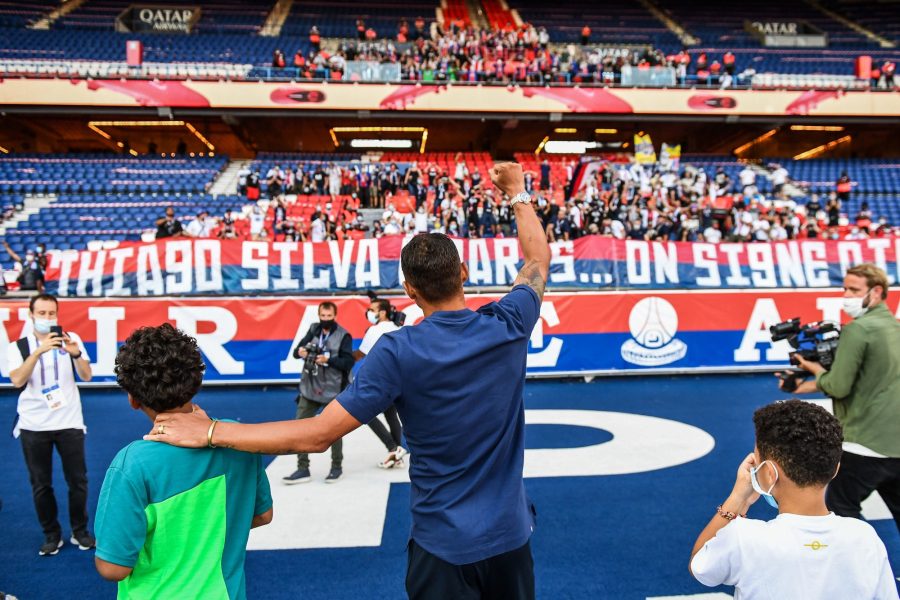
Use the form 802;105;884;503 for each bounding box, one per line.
489;162;526;198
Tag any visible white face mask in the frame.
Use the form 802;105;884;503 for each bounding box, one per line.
34;318;58;335
842;289;871;319
366;310;379;325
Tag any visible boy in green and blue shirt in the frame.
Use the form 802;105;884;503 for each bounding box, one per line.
94;324;273;599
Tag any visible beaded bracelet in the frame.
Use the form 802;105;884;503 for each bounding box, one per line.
716;505;746;521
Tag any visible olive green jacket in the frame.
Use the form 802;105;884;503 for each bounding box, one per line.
816;302;900;457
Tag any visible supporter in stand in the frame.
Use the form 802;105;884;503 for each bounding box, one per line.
185;210;214;238
155;206;185;240
3;241;45;292
836;171;852;202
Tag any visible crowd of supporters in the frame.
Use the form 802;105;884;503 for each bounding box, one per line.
265;19;899;88
173;155;899;245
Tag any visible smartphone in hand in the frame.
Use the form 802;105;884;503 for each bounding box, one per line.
49;325;66;352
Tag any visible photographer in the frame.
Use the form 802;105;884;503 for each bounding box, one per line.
6;294;94;556
283;302;354;484
353;298;407;469
779;264;900;531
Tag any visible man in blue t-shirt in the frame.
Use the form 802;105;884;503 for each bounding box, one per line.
146;163;550;599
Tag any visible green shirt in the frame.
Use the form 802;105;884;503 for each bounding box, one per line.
816;302;900;457
95;433;272;600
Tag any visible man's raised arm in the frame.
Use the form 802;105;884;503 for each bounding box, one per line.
490;162;550;300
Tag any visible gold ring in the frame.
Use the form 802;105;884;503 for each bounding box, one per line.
157;425;166;435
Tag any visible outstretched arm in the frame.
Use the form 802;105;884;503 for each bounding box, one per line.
490;162;550;300
144;401;362;454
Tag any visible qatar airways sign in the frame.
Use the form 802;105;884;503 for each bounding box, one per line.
123;5;200;33
745;20;826;47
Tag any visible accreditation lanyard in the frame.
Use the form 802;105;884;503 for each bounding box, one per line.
318;329;332;349
37;346;60;389
37;340;67;411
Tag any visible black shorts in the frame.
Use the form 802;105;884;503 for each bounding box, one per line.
406;538;535;600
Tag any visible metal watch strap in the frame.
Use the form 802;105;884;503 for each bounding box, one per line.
509;192;531;206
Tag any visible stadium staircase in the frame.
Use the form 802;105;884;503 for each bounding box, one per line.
0;193;58;236
260;0;294;37
803;0;895;48
210;159;252;197
636;0;698;46
29;0;88;30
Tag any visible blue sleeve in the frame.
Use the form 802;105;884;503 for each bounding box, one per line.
336;336;402;425
254;455;273;516
94;466;148;568
480;285;542;337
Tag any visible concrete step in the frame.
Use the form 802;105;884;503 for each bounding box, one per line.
209;159;252;197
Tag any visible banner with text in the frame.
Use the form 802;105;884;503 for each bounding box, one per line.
40;237;900;298
2;291;898;385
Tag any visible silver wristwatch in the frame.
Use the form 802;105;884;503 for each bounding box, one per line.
509;192;532;206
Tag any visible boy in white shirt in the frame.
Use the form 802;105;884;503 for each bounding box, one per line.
690;399;898;600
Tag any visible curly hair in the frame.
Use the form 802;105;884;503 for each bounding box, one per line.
753;399;843;487
115;323;205;413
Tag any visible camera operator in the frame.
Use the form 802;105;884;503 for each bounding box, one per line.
283;302;354;484
353;298;407;469
778;263;900;531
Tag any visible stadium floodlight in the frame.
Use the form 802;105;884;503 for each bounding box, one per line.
330;126;428;154
793;135;852;160
350;139;415;149
789;125;845;132
544;141;600;154
594;128;618;134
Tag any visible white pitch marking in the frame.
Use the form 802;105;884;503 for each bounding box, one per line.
647;594;733;599
249;410;715;551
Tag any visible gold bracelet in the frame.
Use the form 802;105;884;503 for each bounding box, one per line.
207;419;219;449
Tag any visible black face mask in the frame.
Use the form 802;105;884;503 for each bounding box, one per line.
320;319;335;330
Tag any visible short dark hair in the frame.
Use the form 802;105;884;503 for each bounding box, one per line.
753;400;843;487
30;293;58;312
401;233;462;303
115;323;205;413
371;298;392;316
319;301;337;315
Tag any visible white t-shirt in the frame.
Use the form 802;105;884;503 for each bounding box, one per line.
704;227;723;244
358;320;400;356
771;167;788;185
7;333;90;437
249;212;265;235
414;211;428;233
691;513;898;600
311;218;326;243
740;167;756;186
186;218;213;238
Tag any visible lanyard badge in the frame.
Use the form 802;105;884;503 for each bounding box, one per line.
38;350;67;411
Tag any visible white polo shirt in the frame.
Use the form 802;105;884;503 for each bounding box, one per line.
7;333;89;437
691;512;898;599
358;320;399;356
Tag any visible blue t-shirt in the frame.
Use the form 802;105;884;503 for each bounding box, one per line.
337;285;541;565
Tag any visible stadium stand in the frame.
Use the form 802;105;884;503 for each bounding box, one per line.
0;0;57;28
280;0;437;38
512;0;681;48
819;0;900;44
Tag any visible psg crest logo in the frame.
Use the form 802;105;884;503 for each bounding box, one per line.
620;297;688;367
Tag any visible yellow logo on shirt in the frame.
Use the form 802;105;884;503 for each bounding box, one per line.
804;541;828;551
